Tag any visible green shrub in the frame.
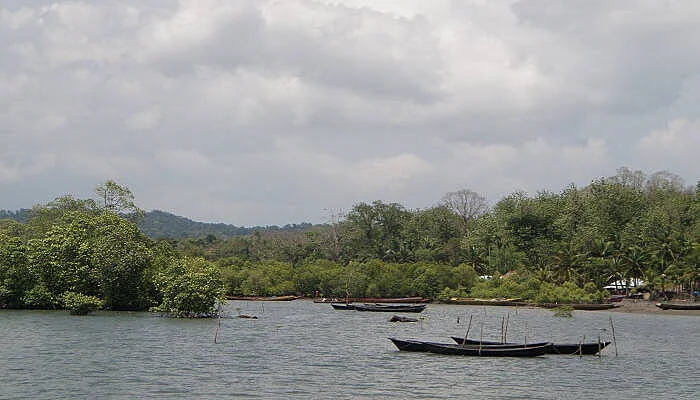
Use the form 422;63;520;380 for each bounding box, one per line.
61;291;103;315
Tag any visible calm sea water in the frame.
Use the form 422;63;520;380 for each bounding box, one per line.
0;300;698;399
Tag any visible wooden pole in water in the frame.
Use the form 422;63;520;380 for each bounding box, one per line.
500;316;505;344
461;315;473;347
214;314;221;343
479;314;485;352
578;335;584;357
524;321;528;345
504;313;510;343
609;316;618;357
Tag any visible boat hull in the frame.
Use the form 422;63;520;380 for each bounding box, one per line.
354;304;427;313
451;337;611;355
656;302;700;310
227;295;300;301
316;297;430;303
331;303;356;310
389;338;550;357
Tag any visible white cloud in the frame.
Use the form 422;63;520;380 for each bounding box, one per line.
634;118;700;180
0;0;698;225
349;153;434;191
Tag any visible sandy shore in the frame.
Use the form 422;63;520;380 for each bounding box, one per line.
609;299;700;316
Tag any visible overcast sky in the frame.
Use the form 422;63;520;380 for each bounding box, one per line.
1;0;699;226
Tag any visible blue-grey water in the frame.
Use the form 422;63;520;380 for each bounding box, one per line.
1;300;698;399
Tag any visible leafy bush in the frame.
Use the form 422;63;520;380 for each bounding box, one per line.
552;305;574;317
22;284;59;309
469;274;608;304
437;286;469;301
152;257;225;318
61;291;103;315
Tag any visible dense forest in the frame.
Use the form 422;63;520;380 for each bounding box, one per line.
1;168;698;315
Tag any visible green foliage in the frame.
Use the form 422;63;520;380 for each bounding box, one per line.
26;214;99;298
61;291;103;315
437;286;469;301
533;281;606;304
91;213;154;310
95;179;141;216
469;274;607;304
0;234;33;308
552;305;574;317
152;257;226;317
21;283;59;309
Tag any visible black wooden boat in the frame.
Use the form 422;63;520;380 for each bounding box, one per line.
451;337;611;355
331;303;356;310
656;302;700;310
389;338;436;352
390;338;550;351
389;338;551;357
354;303;427;313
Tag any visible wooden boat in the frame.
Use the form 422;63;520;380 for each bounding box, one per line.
330;303;356;310
424;342;551;357
353;303;427;313
539;303;619;310
388;338;551;357
451;337;611;355
315;297;430;303
569;303;619;310
656;302;700;310
446;298;531;306
389;338;436;352
389;338;551;352
227;295;301;301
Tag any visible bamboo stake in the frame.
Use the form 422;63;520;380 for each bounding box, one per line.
504;313;510;343
524;321;528;346
479;314;485;354
609;316;618;357
501;316;505;344
461;315;473;347
214;313;221;343
578;335;584;357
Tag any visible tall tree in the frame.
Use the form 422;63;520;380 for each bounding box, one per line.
94;180;142;217
441;189;488;225
90;213;154;310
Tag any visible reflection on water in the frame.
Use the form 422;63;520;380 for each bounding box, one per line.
1;301;698;399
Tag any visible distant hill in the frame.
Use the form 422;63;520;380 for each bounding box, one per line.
0;209;32;223
0;208;313;239
138;210;314;239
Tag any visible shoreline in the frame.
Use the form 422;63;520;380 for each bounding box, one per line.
608;299;700;316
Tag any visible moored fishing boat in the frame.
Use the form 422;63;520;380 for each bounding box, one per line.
445;298;531;306
330;303;356;310
388;338;551;357
353;303;427;313
539;303;619;310
315;297;430;304
227;295;301;301
451;337;611;355
655;302;700;310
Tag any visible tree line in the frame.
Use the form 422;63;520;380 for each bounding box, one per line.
1;168;698;315
173;168;699;301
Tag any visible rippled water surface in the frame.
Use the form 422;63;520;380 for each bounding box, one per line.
1;301;698;399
